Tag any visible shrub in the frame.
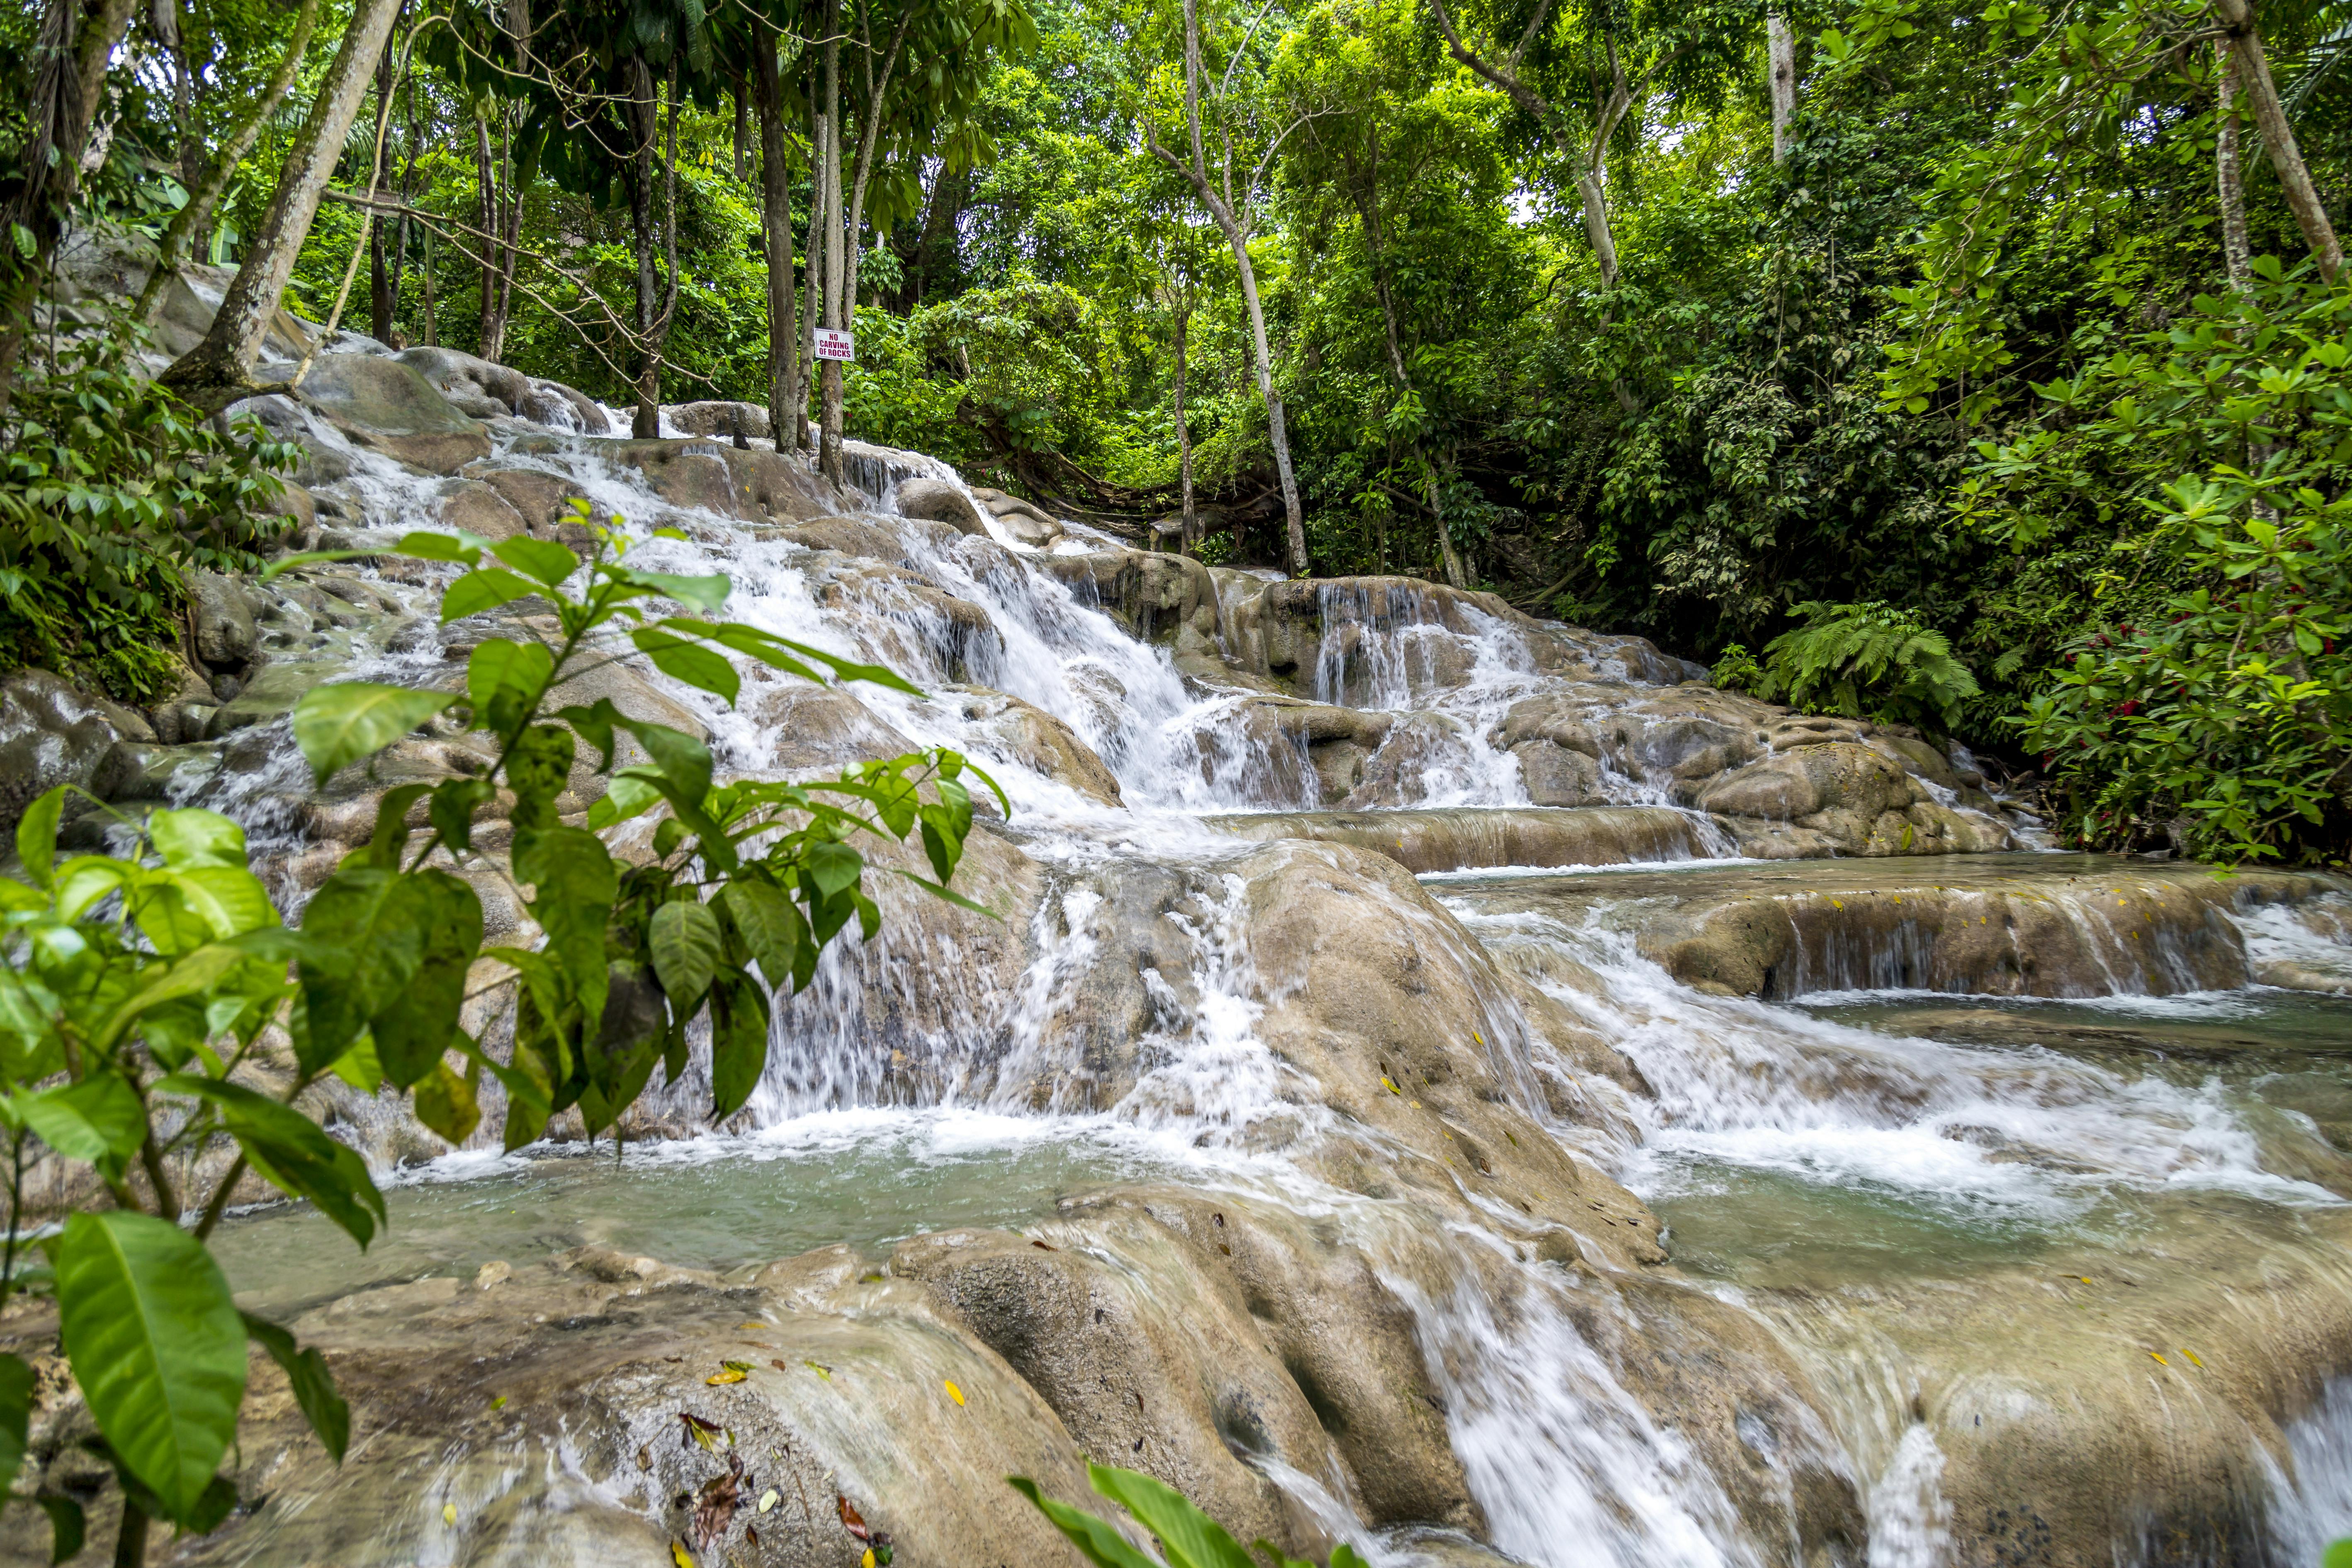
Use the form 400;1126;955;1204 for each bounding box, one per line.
1751;600;1981;732
1011;1462;1368;1568
0;313;301;700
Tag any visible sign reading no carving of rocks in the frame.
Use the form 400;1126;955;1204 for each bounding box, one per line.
812;328;855;362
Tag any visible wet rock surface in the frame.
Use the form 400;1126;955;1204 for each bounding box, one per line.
8;288;2352;1568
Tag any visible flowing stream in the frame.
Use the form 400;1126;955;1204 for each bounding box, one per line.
186;410;2352;1568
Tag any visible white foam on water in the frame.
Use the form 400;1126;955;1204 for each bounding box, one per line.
2264;1375;2352;1566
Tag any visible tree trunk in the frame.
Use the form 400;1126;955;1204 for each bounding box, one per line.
2214;0;2342;283
420;225;438;344
1157;0;1307;574
156;0;401;410
800;96;824;452
627;52;659;437
0;0;142;416
753;29;801;453
731;69;748;185
840;3;913;318
1174;301;1196;556
2217;44;2251;293
369;35;396;342
1766;13;1796;163
134;0;317;325
817;0;845;485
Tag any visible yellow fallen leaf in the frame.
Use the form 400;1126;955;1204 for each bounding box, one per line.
673;1544;696;1568
1832;899;1844;909
489;1395;506;1410
1471;1031;1484;1046
443;1504;458;1526
805;1359;833;1380
759;1490;780;1514
2180;1348;2204;1369
736;1322;768;1331
1409;1100;1420;1109
1380;1076;1401;1096
863;1552;877;1568
2149;1352;2170;1366
708;1368;746;1385
945;1379;965;1407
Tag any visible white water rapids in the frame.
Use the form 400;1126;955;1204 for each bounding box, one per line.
191;409;2352;1568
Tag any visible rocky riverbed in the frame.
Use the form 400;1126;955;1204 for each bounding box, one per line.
4;243;2351;1568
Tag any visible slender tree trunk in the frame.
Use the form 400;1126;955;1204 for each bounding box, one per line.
840;4;913;316
153;0;199;189
753;29;801;453
156;0;401;410
800;96;823;452
627;52;659;437
420;225;438;344
2214;0;2342;283
369;36;396;341
0;0;142;417
133;0;316;324
1766;13;1796;163
1174;300;1196;556
817;0;845;484
1152;0;1307;574
731;69;748;184
2218;44;2252;293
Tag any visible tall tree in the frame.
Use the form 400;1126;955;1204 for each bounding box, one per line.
1146;0;1312;575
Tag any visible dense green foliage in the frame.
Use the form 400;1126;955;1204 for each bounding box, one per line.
0;525;989;1557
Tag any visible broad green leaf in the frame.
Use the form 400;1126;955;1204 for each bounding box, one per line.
491;536;584;589
439;567;542;623
15;1075;146;1164
148;810;247;872
240;1313;349;1463
720;880;805;992
166;866;280;940
0;1352;32;1498
292;684;452;786
353;783;435;873
467;637;555;734
586;771;664;829
649;900;722;1006
707;971;770;1119
326;1031;383;1094
1086;1463;1256;1568
631;628;739;706
53;856;132;921
392;529;487;564
428;777;498;854
413;1056;481;1145
56;1211;247;1526
34;1495;82;1564
95;943;248;1053
157;1075;387;1247
15;787;65;890
513;825;616;1031
368;871;483;1088
609;567;730;612
804;840;863;899
1005;1477;1161;1568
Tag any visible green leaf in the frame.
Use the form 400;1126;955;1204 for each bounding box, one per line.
440;567;542;623
491;536;586;589
804;840;863;899
631;628;740;706
649;900;722;1006
467;637;555;735
292;684;452;787
15;1075;147;1164
95;943;249;1053
33;1495;83;1564
392;529;487;565
1005;1476;1162;1568
148;809;247;872
708;970;770;1119
15;786;65;890
240;1313;348;1463
429;777;498;854
0;1352;33;1497
1086;1463;1256;1568
413;1055;481;1145
295;869;479;1083
56;1211;247;1526
513;825;617;1031
720;879;806;992
369;870;483;1088
608;567;730;612
156;1075;387;1247
165;865;280;940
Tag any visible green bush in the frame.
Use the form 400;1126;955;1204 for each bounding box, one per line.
1749;600;1981;732
0;315;301;701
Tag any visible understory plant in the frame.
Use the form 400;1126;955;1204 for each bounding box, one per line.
1716;599;1981;732
0;314;301;701
1012;1462;1369;1568
0;512;996;1560
1965;263;2352;863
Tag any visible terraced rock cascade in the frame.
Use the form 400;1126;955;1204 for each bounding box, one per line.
5;327;2350;1567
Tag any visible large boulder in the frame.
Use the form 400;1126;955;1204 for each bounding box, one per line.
940;686;1123;807
401;346;609;433
664;399;767;441
893;477;990;537
297;354;491;474
0;670;152;832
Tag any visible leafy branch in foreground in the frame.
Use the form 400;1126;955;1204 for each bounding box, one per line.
1011;1462;1370;1568
0;502;997;1561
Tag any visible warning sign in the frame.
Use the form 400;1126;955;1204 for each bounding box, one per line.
812;328;855;362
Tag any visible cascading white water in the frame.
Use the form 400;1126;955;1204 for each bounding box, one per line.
190;409;2352;1568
